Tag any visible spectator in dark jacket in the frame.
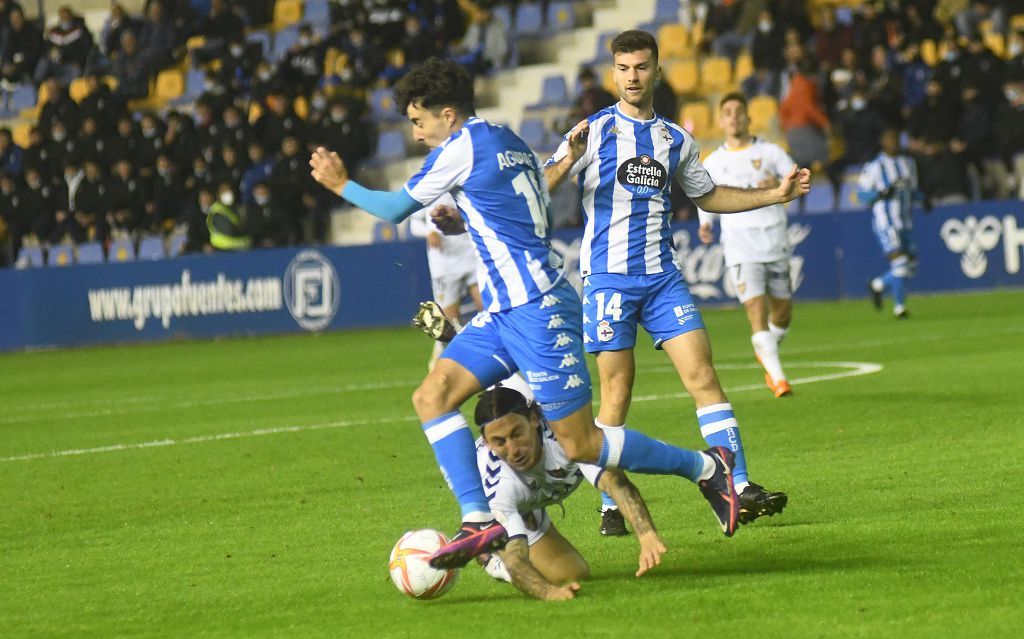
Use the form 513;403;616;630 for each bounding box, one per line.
37;78;80;135
112;31;152;100
244;181;290;247
78;74;126;135
100;2;141;57
240;141;274;204
0;7;44;85
107;158;147;233
0;127;24;177
193;0;245;64
751;9;785;75
908;79;959;144
144;153;185;231
138;2;177;72
281;24;324;97
38;6;94;83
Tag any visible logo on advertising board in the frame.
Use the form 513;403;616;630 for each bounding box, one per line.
940;215;1003;279
284;250;340;331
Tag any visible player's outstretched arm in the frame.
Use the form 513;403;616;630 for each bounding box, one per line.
498;539;581;601
596;469;667;577
543;120;589;193
309;146;420;223
694;164;811;214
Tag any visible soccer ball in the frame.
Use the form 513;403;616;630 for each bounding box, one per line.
388;529;459;599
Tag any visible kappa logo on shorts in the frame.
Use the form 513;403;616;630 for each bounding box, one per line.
547;314;565;329
583;334;593;344
539;294;561;309
558;353;580;368
563;375;585;389
554;333;574;348
597;320;615;342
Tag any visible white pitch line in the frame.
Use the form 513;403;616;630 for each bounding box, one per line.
0;361;882;464
0;417;413;463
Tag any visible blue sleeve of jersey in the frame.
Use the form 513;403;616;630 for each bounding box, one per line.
341;181;420;223
857;188;879;204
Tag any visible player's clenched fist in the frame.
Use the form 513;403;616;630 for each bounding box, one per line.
309;146;349;196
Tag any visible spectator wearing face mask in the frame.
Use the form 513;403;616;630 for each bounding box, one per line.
73;159;111;243
136;113;166;171
78;74;127;136
244;181;289;247
240;141;275;205
206;182;250;251
281;24;324;97
218;36;260;94
37;78;80;136
21;166;60;241
316;99;371;175
1;7;44;86
107;158;148;234
38;5;94;84
145;153;184;232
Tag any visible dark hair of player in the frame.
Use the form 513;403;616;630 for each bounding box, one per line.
393;57;476;118
474;386;537;431
610;30;659;63
719;91;748;110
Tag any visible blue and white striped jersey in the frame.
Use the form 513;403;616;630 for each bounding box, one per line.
404;117;563;312
857;152;918;232
546;104;716;276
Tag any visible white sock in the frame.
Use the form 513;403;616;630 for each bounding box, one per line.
871;277;884;292
428;340;445;371
752;330;786;383
735;481;750;493
768;321;788;345
698;452;716;481
893;304;906;316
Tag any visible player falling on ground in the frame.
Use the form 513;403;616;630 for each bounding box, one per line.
698;92;796;398
310;57;742;570
472;385;673;601
544;31;808;532
858;129;928;319
408;193;483;369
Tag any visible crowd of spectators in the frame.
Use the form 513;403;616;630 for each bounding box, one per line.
0;0;509;266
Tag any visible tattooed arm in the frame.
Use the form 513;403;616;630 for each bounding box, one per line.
497;538;580;601
597;469;668;577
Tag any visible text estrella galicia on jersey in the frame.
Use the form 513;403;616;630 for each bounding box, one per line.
616;154;668;195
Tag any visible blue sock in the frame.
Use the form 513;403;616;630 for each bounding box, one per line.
696;403;749;487
880;270;896;292
890;274;906;308
600;492;617;510
597;426;704;482
422;411;490;519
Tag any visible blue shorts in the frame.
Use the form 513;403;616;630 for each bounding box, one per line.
582;271;705;353
440;279;592;421
874;224;915;256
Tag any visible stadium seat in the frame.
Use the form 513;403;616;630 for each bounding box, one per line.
748;95;778;134
679;101;713;138
178;69;205;103
734;53;754;83
272;25;300;63
539;75;569;107
657;24;689;60
592;31;617;65
654;0;680;24
47;245;73;267
69;77;92;103
515;2;544;36
701;56;733;93
2;83;36;117
154;69;184;101
138;235;165;260
602;67;617;95
374;130;406;163
14;245;43;269
109;237;135;262
76;242;104;264
304;0;330;23
247;30;272;57
12;122;30;148
168;232;187;257
837;180;861;211
492;5;513;31
273;0;303;32
519;118;548;150
294;95;309;120
665;60;699;94
920;39;938;66
984;32;1006;58
372;221;399;243
547;2;575;32
370;86;402;121
802;183;835;214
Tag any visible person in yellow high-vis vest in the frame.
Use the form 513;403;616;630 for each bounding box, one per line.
206;183;250;251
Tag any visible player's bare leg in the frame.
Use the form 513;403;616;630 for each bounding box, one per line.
591;349;636;535
413;359;510;568
745;295;791;397
661;330;788;524
529;525;590;585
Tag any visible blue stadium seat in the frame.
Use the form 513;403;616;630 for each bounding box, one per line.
654;0;680;23
372;221;399;243
46;245;73;267
590;31;617;65
168;232;187;257
492;5;513;31
138;235;165;260
76;242;104;264
547;2;575;32
515;2;544;36
2;83;36;117
247;30;272;57
172;69;205;106
109;237;135;262
519;118;548;150
539;75;569;107
370;87;402;121
304;0;329;23
802;184;835;214
374;130;406;163
837;181;861;211
271;25;300;63
14;245;43;269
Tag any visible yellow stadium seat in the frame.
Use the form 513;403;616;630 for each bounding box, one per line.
248;102;263;124
734;53;753;82
154;69;184;100
12;123;31;148
332;52;351;75
602;66;617;95
273;0;302;31
294;95;309;120
657;24;689;60
748;95;778;135
920;39;938;66
679;100;714;138
1012;14;1024;32
690;21;704;48
69;77;92;103
665;59;698;94
984;33;1006;58
185;35;206;50
324;47;340;76
701;56;733;93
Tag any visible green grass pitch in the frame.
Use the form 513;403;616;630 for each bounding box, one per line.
2;290;1023;638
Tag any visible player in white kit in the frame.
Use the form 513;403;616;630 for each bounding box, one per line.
698;92;796;398
407;193;482;368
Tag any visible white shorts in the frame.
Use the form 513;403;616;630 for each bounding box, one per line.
432;271;477;309
522;508;552;546
727;259;792;303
